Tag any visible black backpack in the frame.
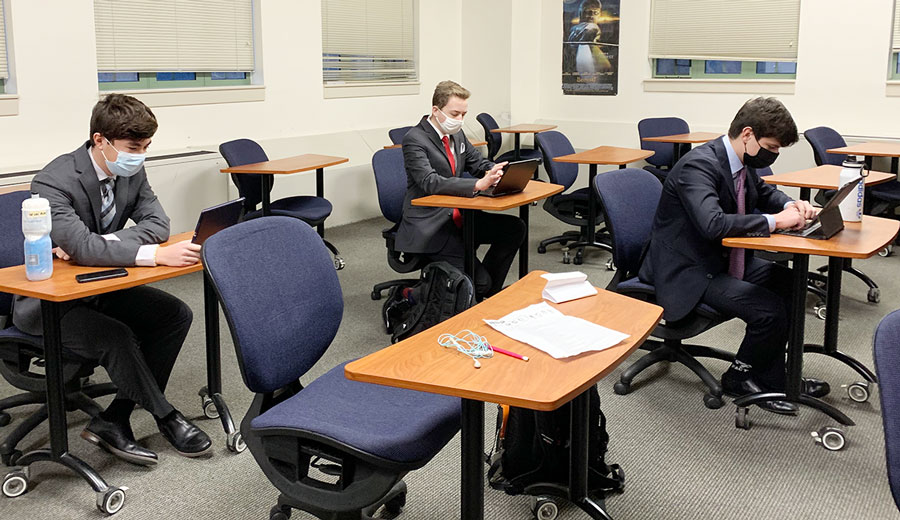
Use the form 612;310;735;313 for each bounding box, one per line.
488;385;625;497
382;261;475;343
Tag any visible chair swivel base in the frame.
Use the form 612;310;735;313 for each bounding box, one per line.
816;259;880;304
269;480;408;520
803;343;878;403
613;340;733;409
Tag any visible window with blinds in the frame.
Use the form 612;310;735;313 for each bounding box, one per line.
321;0;417;85
0;0;9;83
94;0;254;74
892;1;900;79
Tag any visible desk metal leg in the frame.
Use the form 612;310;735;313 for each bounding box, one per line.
463;209;476;283
199;274;241;453
562;164;612;264
569;390;614;520
460;398;484;520
514;134;521;162
261;174;273;217
316;167;325;237
519;203;529;279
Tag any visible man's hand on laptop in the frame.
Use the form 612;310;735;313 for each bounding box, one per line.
790;200;817;219
475;162;508;192
156;240;201;267
774;206;807;230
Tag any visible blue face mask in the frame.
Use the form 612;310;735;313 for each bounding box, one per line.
102;138;146;177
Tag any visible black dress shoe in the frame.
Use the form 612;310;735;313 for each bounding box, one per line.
156;411;212;457
801;378;831;398
721;374;799;416
81;416;158;466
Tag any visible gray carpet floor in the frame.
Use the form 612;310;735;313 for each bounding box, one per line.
1;208;899;520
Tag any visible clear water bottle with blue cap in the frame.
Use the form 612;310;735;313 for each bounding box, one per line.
22;193;53;281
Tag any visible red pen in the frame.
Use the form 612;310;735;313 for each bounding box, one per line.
490;345;529;362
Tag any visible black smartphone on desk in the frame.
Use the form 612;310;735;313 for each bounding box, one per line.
75;268;128;283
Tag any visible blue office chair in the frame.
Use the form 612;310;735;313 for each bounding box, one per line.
638;117;690;181
202;216;460;520
476;112;543;164
218;138;344;270
388;126;412;145
874;310;900;511
370;148;428;302
594;169;734;409
0;190;116;466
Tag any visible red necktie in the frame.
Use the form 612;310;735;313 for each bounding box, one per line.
442;135;463;228
728;167;747;280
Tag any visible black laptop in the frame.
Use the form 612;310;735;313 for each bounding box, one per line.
191;198;245;245
477;159;540;197
775;175;863;239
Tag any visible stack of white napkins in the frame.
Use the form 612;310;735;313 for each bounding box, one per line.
483;302;630;359
541;271;597;303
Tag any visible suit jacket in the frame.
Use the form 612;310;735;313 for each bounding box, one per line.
12;141;170;335
638;138;791;322
394;116;494;254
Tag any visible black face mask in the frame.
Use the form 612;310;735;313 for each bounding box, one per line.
743;133;779;169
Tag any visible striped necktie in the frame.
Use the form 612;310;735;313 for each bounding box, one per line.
100;177;116;233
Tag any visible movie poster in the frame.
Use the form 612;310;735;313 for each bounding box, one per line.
562;0;620;96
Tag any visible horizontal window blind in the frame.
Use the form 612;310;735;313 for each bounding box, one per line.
322;0;416;84
94;0;254;72
0;1;8;79
649;0;801;61
894;2;900;51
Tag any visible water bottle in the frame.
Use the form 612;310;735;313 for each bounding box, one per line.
22;194;53;281
838;155;864;222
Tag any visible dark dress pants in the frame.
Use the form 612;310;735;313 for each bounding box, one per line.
58;286;192;418
700;256;792;390
427;211;527;298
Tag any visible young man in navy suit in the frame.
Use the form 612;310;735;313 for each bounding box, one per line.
639;97;828;415
395;80;526;298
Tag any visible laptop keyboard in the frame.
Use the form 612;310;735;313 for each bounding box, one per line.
777;220;821;237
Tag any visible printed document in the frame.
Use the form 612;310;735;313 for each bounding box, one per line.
483;302;629;359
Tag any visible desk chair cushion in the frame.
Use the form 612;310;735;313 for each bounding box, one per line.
0;326;42;345
372;148;408;224
874;309;900;510
495;147;543;165
870;181;900;202
242;195;333;223
638;117;690;168
251;361;460;465
535;131;579;190
0;191;31;314
616;278;721;319
388;126;412;145
804;127;847;167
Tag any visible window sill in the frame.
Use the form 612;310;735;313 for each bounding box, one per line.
323;82;420;99
100;85;265;108
886;81;900;97
0;94;20;116
643;78;795;94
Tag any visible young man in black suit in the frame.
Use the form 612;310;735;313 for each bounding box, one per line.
395;80;526;298
639;97;828;415
13;94;211;465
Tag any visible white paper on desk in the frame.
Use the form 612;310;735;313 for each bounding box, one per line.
483;302;630;359
541;271;597;304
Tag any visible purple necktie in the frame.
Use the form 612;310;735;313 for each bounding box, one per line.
728;167;747;280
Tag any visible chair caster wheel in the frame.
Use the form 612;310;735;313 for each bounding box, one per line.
867;287;880;303
811;426;846;451
814;304;827;321
735;407;751;430
613;381;630;395
384;491;407;514
0;412;9;427
843;381;870;403
533;497;560;520
573;252;584;266
703;393;724;409
606;258;616;271
537;245;547;254
333;257;345;270
270;505;292;520
562;249;571;264
202;397;219;420
227;431;247;453
879;245;893;257
2;468;29;498
96;486;127;515
2;449;23;466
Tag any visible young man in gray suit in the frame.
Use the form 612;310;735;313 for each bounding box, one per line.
395;80;526;298
12;94;210;465
639;97;828;415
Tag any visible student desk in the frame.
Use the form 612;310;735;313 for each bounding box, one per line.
0;232;241;513
553;146;655;265
412;180;563;280
491;124;558;162
345;271;663;520
640;131;721;163
220;154;348;236
827;141;900;174
723;217;899;436
762;164;896;202
383;141;487;150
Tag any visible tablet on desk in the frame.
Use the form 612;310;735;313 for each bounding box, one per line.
478;159;540;197
191;198;244;245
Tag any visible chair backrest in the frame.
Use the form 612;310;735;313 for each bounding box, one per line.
638;117;690;168
593;168;662;277
219;138;271;212
372;148;408;224
874;309;900;512
202;217;343;394
388;126;412;145
535;131;579;190
804;126;847;167
476;112;503;160
0;191;31;317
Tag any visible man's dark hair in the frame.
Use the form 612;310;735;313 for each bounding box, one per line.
727;97;798;146
90;94;158;141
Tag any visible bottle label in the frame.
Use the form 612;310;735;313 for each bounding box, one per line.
25;254;39;266
25;209;48;218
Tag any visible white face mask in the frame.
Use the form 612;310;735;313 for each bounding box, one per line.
437;108;464;135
